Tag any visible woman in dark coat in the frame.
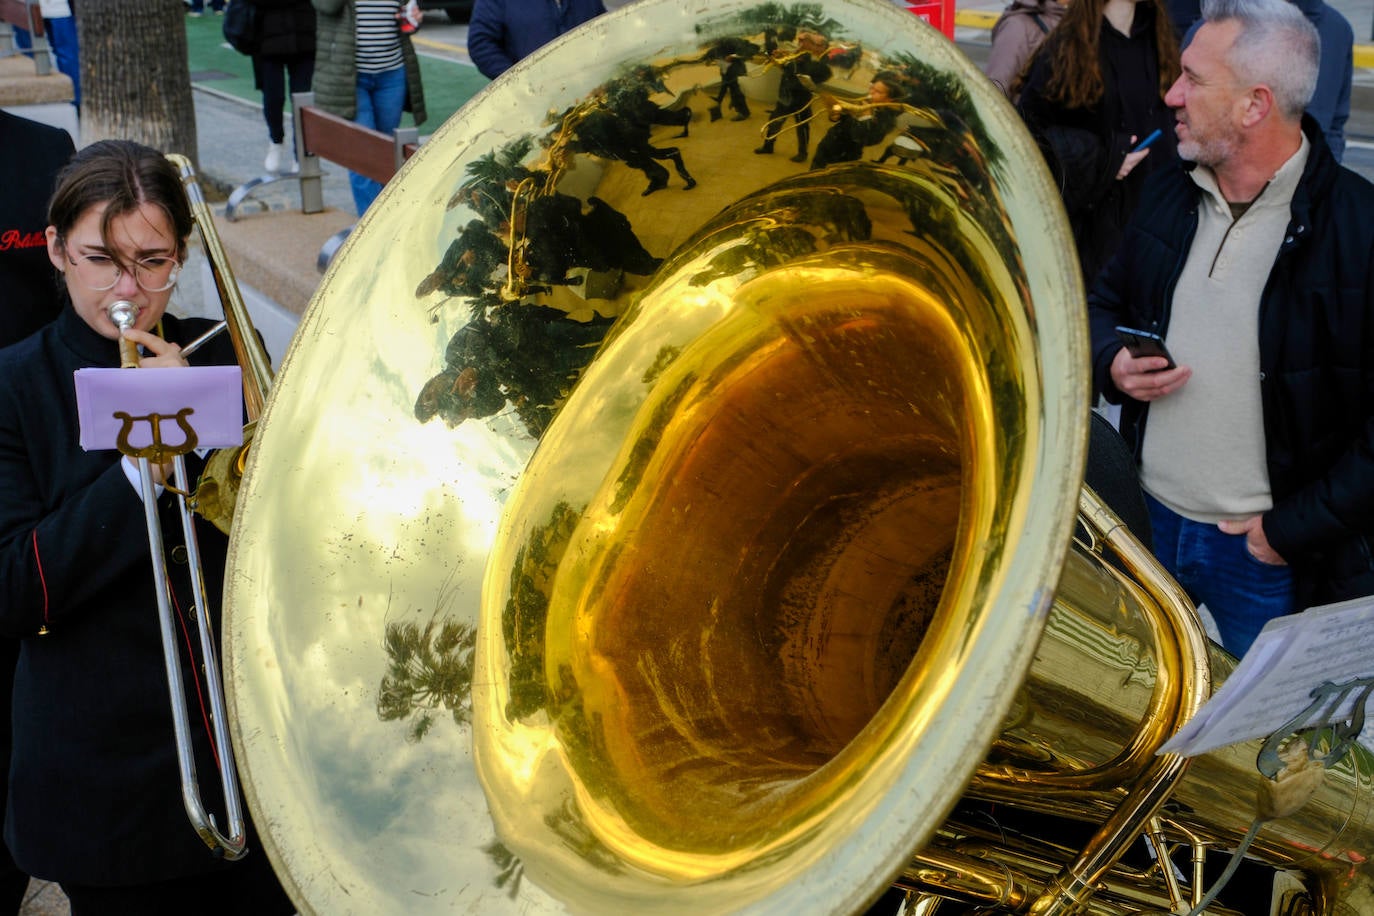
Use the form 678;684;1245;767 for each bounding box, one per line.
0;140;293;915
249;0;317;174
1016;0;1180;285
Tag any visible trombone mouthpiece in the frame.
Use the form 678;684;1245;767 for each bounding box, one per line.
107;300;140;331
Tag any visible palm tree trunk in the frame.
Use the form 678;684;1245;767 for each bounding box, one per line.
75;0;198;164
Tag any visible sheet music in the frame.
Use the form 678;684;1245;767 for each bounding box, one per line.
1159;595;1374;757
73;366;244;451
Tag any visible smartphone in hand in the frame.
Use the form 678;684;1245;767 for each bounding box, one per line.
1115;326;1176;370
1130;129;1163;153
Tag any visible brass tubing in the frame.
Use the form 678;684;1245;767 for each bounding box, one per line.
897;841;1251;916
1025;489;1213;916
896;846;1031;911
166;154;275;535
1145;817;1185;911
165;154;273;421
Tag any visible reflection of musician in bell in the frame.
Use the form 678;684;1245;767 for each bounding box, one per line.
754;28;833;163
620;65;693;139
0;141;292;913
573;89;697;196
519;192;663;293
705;37;758;122
810;71;905;170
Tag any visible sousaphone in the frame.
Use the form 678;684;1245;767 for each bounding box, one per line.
221;0;1374;912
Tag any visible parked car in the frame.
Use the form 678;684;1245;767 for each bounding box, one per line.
418;0;473;21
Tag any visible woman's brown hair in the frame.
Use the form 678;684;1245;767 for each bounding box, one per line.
47;139;193;258
1032;0;1181;109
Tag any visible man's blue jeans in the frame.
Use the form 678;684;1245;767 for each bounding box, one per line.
350;66;407;217
1146;493;1294;658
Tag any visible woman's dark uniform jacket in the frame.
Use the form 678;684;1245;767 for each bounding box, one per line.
0;308;255;885
1089;116;1374;612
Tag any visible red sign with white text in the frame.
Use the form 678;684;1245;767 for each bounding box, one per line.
906;0;955;39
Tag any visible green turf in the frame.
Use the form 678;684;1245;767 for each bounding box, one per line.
184;13;488;131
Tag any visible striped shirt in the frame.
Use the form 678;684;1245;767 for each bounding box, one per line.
356;0;404;73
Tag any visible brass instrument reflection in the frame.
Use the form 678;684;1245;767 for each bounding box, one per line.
411;36;1003;440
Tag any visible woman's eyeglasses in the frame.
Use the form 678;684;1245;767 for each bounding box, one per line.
63;248;182;293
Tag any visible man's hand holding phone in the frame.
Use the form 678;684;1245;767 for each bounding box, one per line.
1110;326;1191;402
1116;130;1162;181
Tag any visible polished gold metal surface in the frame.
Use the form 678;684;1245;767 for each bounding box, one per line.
221;0;1374;913
224;0;1085;910
169;153;273;535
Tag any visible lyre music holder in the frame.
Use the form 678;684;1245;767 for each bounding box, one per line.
73;365;244;454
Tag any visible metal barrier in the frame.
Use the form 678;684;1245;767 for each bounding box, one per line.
0;0;53;75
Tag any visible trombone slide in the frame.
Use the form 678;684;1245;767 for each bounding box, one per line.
108;298;248;861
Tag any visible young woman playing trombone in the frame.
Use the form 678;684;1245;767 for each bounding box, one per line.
0;140;292;915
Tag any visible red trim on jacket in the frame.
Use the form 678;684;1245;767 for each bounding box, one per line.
31;529;49;630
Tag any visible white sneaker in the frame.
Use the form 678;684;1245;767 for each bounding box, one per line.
265;142;285;173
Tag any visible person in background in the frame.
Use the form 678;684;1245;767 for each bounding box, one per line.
312;0;427;216
1180;0;1351;161
705;36;756;122
11;0;80;110
188;0;226;14
1016;0;1180;284
810;72;904;169
1088;0;1374;658
0;109;72;915
1164;0;1200;36
467;0;606;81
754;28;832;163
248;0;317;174
1282;0;1352;161
0;111;76;349
984;0;1066;99
0;139;294;914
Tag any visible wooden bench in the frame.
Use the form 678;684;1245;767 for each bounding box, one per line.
0;0;53;75
224;91;421;272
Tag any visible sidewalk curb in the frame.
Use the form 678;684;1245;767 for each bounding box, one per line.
412;32;469;63
191;83;280;201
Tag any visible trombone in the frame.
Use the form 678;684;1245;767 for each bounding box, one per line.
760;93;924;140
105;154;274;860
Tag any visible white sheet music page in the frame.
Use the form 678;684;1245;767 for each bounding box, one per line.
1159;595;1374;757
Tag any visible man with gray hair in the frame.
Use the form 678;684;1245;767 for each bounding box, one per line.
1087;0;1374;657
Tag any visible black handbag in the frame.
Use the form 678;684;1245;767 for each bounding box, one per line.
222;0;260;56
1031;124;1110;217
